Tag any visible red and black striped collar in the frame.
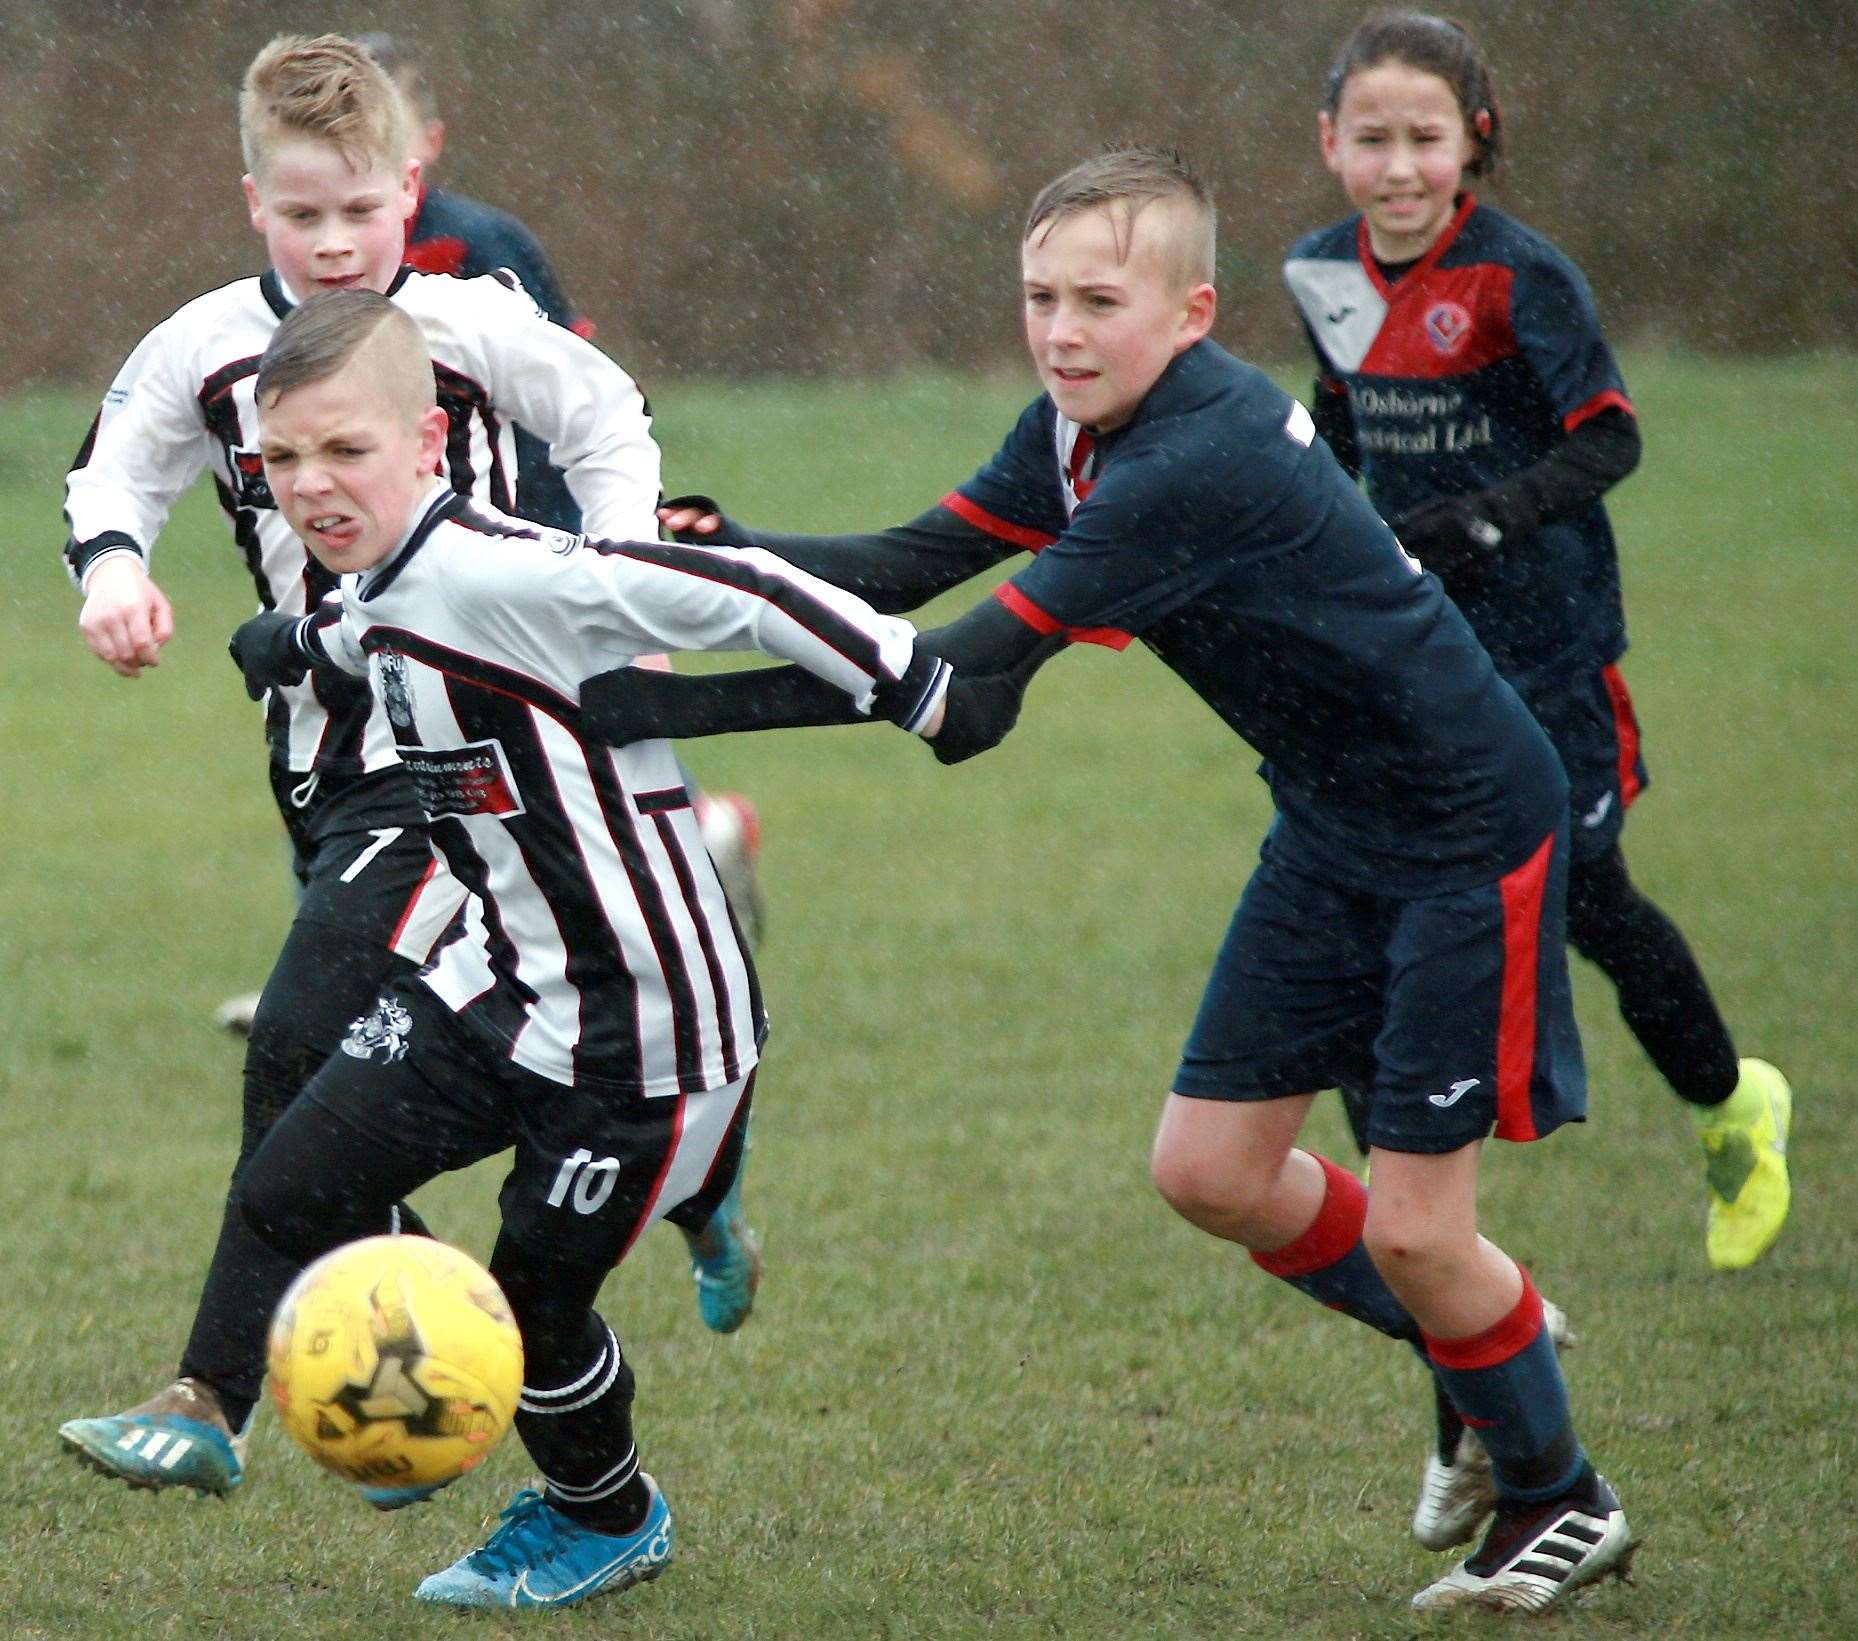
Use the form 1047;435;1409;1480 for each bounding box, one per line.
260;264;416;320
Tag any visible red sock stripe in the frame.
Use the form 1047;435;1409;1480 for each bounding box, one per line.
1250;1155;1367;1279
1495;831;1553;1142
1601;663;1643;809
1423;1268;1543;1370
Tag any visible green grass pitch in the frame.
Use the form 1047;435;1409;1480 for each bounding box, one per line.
1;355;1854;1638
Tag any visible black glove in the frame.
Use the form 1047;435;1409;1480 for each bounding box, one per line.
1390;495;1511;593
228;612;311;701
660;493;750;546
928;671;1025;765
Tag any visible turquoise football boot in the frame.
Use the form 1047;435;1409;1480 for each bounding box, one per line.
682;1160;761;1334
59;1377;246;1497
414;1480;672;1609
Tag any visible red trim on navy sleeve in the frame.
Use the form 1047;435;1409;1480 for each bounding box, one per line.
1601;664;1644;809
993;582;1063;635
988;583;1129;646
1250;1155;1368;1278
990;584;1134;651
1494;831;1554;1142
1424;1269;1544;1370
1563;390;1634;433
941;490;1057;553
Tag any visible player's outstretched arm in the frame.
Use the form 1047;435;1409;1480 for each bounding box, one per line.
657;495;1014;615
578;664;867;744
78;556;174;679
579;657;1029;766
579;597;1063;764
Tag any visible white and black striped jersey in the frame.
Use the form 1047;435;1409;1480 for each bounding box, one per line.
64;266;662;776
312;483;926;1096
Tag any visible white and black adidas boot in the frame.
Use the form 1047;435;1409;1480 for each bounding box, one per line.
1412;1469;1635;1614
1413;1298;1576;1551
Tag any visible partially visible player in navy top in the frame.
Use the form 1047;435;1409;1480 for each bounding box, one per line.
604;146;1633;1614
1292;11;1790;1285
359;31;590;533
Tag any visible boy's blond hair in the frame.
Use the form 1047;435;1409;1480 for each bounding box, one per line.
1025;146;1216;290
256;289;435;425
239;34;408;176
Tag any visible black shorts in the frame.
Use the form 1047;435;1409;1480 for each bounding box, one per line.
1173;827;1586;1153
300;977;752;1265
270;762;461;964
1519;664;1649;864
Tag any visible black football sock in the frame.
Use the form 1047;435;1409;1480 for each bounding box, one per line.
1567;848;1738;1106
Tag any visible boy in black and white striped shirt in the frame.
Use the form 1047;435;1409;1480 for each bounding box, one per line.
210;287;1002;1610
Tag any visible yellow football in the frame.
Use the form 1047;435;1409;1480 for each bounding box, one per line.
267;1235;523;1489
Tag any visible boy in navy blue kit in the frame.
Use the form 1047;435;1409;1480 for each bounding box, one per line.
596;147;1636;1616
1285;9;1789;1279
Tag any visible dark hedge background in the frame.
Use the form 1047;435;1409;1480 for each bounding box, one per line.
3;0;1854;390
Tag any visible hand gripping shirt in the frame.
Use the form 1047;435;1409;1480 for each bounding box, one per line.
64;266;661;775
949;339;1567;897
313;485;924;1095
1283;197;1631;684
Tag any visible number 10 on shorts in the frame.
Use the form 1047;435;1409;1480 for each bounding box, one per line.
546;1148;619;1214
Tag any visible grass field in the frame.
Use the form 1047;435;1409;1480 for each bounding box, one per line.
2;354;1854;1639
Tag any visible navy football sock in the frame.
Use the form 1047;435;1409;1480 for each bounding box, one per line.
1250;1153;1418;1342
1425;1269;1585;1502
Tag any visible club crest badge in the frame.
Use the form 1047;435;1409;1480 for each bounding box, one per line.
377;650;415;730
1425;301;1472;356
341;996;413;1063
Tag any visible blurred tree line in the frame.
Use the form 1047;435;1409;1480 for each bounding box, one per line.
3;0;1854;393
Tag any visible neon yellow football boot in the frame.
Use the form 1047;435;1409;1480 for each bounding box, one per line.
1693;1058;1792;1271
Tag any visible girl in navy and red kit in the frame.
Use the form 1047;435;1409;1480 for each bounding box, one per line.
1287;9;1790;1277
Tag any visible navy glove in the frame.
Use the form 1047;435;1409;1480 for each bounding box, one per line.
228;611;311;700
659;493;750;545
1390;496;1509;592
927;671;1025;765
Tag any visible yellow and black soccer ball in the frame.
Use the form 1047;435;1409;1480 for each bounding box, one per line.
267;1235;523;1489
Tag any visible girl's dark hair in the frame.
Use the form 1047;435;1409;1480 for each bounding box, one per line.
1324;12;1503;179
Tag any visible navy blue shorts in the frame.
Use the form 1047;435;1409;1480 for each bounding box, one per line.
1173;828;1586;1153
1520;663;1649;864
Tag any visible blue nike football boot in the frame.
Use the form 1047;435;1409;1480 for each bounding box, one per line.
414;1480;673;1608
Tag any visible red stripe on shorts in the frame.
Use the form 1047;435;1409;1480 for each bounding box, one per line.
616;1092;690;1266
1601;663;1643;809
1495;833;1554;1141
387;855;442;954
